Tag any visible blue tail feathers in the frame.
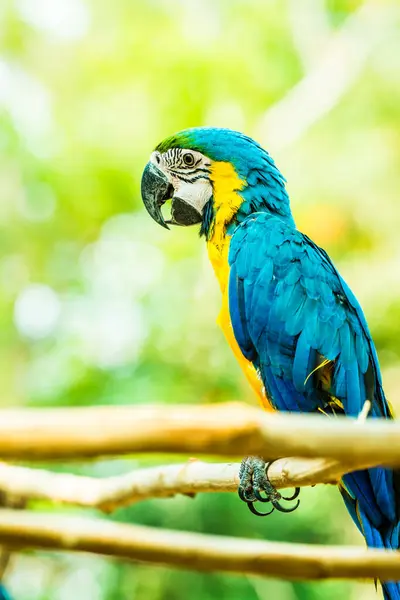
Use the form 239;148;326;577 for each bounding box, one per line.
341;468;400;600
383;583;400;600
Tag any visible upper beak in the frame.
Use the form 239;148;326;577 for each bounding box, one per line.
141;162;174;230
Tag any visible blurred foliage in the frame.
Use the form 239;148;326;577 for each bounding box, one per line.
1;0;400;599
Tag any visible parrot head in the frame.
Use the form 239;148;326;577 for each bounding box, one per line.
141;127;293;239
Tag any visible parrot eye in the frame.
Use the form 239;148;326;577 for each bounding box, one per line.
183;153;195;167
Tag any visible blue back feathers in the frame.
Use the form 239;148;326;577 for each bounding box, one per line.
228;212;400;599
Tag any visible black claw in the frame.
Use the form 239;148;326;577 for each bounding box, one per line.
271;497;301;513
247;502;275;517
253;488;271;503
238;487;247;502
238;457;301;517
282;487;301;501
238;486;257;503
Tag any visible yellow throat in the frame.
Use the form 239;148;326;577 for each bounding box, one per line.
205;160;271;409
206;161;245;292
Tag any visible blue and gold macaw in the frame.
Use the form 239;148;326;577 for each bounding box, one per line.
141;127;400;599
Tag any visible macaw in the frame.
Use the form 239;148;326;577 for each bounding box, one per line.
141;127;400;599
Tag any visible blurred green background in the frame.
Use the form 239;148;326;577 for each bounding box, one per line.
1;0;400;598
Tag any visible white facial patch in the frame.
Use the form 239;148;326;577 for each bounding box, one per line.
173;179;212;213
149;148;213;215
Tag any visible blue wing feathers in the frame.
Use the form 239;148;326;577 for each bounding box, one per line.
229;212;387;416
228;212;400;595
292;330;314;392
345;361;362;416
355;331;370;373
343;471;383;527
228;266;256;361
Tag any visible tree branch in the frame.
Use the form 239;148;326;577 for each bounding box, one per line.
0;508;399;581
0;457;347;511
0;403;400;465
0;403;394;584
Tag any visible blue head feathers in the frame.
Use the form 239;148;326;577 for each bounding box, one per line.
155;127;294;225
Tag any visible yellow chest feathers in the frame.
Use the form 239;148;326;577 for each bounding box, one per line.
204;161;272;410
206;161;245;292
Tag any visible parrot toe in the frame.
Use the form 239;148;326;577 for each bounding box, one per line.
238;457;300;516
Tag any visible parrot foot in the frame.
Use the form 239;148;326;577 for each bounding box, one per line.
238;457;300;517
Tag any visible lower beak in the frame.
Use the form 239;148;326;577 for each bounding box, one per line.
170;197;203;226
141;162;174;229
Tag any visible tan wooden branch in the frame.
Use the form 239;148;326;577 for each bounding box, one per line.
0;403;400;465
0;401;373;511
0;459;326;511
0;451;379;512
0;508;399;581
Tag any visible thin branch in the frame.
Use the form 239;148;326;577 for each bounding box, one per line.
0;403;400;465
0;508;399;581
0;452;381;512
0;459;332;511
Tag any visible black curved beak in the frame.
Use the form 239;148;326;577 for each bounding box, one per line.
141;162;174;230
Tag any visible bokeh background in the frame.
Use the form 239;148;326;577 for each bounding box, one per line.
1;0;400;598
